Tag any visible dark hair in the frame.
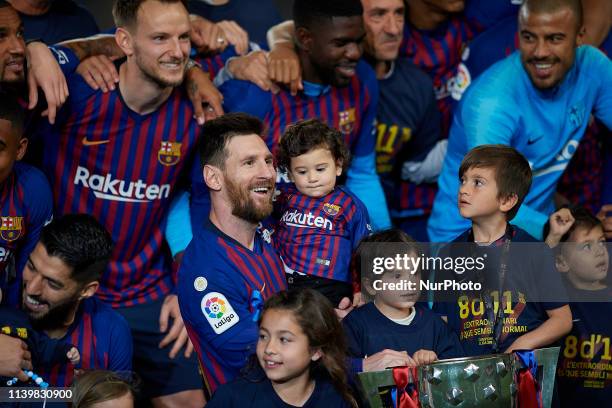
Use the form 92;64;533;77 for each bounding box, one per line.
277;119;350;173
199;112;264;169
352;229;418;285
0;1;11;9
521;0;583;29
72;370;134;408
293;0;363;30
112;0;188;28
458;145;532;220
261;289;357;407
0;93;24;138
40;214;114;285
543;205;603;244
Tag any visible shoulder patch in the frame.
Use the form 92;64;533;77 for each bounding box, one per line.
201;292;240;334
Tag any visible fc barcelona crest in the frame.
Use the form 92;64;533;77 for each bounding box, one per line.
323;203;341;217
1;216;23;242
158;141;182;166
338;108;356;135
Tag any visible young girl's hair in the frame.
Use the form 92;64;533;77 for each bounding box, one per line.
72;370;136;408
277;119;350;173
261;289;357;407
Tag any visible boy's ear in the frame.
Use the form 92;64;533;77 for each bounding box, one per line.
555;254;570;273
499;193;519;214
16;137;28;161
364;277;376;297
335;159;343;177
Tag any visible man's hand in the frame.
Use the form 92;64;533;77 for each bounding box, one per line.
597;204;612;239
0;334;32;381
334;296;353;320
216;20;249;55
185;66;224;125
362;349;416;372
158;295;194;359
268;43;302;95
76;55;119;92
545;207;575;248
190;15;227;55
26;42;69;124
412;349;437;366
227;51;279;93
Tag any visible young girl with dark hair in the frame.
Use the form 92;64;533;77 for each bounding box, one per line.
206;289;357;407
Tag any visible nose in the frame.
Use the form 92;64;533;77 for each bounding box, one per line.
259;159;276;181
8;34;25;56
533;38;551;60
264;338;277;355
345;41;362;61
25;274;42;296
307;170;318;183
385;14;401;36
168;37;184;60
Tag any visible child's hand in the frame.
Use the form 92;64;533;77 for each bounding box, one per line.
66;347;80;365
412;349;437;366
545;208;575;248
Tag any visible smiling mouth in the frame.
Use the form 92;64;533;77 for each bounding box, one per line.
263;359;282;368
24;295;47;311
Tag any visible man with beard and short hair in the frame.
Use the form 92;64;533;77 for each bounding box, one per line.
177;113;287;393
36;0;207;405
20;213;132;387
428;0;612;242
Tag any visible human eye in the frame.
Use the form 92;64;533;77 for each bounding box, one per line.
280;336;291;344
581;243;591;251
45;278;61;290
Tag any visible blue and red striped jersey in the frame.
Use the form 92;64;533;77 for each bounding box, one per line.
399;17;479;136
219;59;377;157
274;185;370;283
39;46;202;307
0;162;53;307
38;297;133;387
376;59;441;216
178;220;286;393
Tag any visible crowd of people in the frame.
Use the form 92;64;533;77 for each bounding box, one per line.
0;0;610;407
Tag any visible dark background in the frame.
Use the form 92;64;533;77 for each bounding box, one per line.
79;0;292;31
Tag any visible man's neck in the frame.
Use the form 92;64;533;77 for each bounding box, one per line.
209;202;258;250
118;62;174;115
44;303;80;339
298;51;324;85
471;217;508;244
407;0;450;31
7;0;51;16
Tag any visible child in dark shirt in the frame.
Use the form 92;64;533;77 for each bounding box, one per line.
207;289;356;407
343;229;462;367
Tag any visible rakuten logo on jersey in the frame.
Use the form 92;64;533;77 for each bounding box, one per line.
281;210;333;231
74;166;170;203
